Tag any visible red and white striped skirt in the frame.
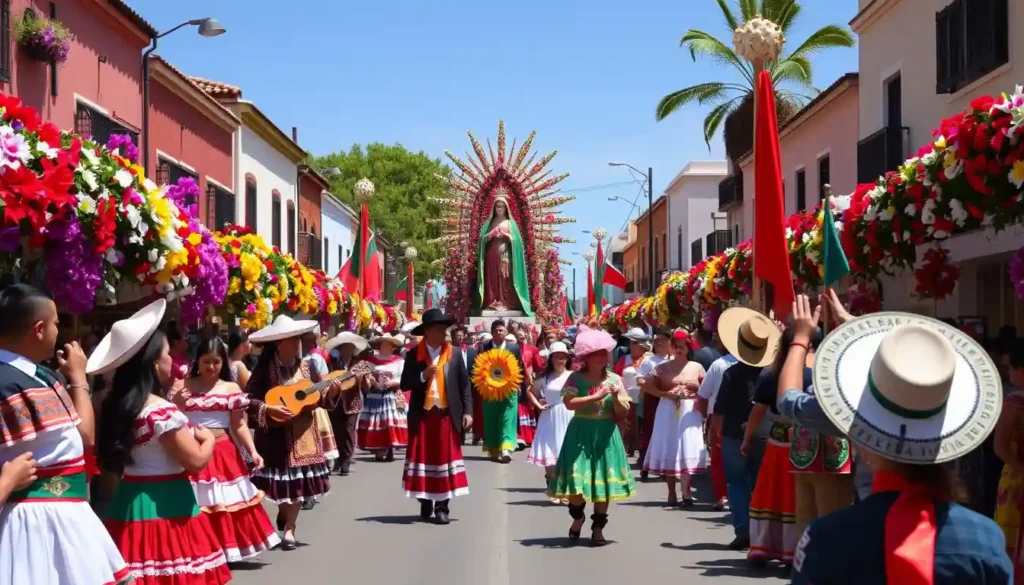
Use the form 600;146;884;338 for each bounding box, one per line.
403;409;469;502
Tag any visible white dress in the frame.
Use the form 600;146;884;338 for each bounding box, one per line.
0;355;129;585
526;371;574;467
642;361;709;477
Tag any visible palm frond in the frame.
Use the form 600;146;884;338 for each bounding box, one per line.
771;55;813;87
739;0;758;21
774;88;813;107
680;30;754;83
715;0;740;31
774;0;801;32
786;24;856;59
703;98;740;148
758;0;793;23
656;82;731;121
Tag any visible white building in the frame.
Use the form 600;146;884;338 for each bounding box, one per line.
665;161;729;271
321;194;357;277
605;231;630;306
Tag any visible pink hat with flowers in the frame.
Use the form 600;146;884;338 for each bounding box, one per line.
573;325;616;358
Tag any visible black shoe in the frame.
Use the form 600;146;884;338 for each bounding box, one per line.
339;462;351;476
419;500;434;520
590;513;610;547
748;558;768;569
728;535;751;551
301;499;316;510
568;503;586;541
640;470;649;481
281;539;297;551
680;498;695;509
385;448;395;462
434;507;451;525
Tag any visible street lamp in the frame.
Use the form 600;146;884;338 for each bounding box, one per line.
609;161;654;295
142;17;226;174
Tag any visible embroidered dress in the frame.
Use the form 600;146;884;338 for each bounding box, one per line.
642;361;708;477
181;390;280;562
246;359;334;504
548;373;636;503
527;371;574;467
104;402;230;585
748;422;798;563
0;358;131;585
357;354;408;451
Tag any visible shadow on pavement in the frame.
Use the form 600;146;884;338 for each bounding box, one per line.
516;537;614;549
618;500;677;508
660;541;732;552
498;487;547;493
683;558;787;579
506;499;560;508
685;513;733;525
226;561;268;571
355;515;430;525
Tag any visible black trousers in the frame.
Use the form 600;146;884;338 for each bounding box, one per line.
419;498;450;510
330;409;357;464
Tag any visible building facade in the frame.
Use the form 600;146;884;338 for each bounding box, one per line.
296;166;328;270
624;196;668;297
320;193;356;277
665;160;729;272
147;56;238;230
604;231;629;306
0;0;154;148
727;73;860;244
853;0;1022;332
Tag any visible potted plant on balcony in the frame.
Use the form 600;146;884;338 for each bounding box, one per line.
14;10;72;65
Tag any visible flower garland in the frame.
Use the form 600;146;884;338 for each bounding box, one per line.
601;84;1024;330
914;247;959;301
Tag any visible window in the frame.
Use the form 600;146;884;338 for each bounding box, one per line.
886;74;903;128
795;169;807;212
245;176;257;230
690;239;701;269
677;230;683;270
0;1;10;82
338;245;342;273
818;155;831;202
324;237;329;271
287;202;296;256
156;158;197;209
209;185;235;230
936;0;1008;94
75;102;138;147
271;191;282;249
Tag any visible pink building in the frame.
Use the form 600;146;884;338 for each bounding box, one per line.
726;73;860;244
0;0;153;142
147;55;239;230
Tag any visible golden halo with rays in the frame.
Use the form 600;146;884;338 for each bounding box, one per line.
471;348;524;402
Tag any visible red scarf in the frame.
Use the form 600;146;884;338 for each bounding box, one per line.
366;353;402;366
872;469;938;585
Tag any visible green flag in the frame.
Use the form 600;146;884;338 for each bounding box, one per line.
822;198;850;286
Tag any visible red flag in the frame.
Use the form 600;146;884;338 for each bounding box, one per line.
561;294;572;327
602;260;627;290
753;70;795;320
586;263;595;316
337;203;382;300
424;281;434;310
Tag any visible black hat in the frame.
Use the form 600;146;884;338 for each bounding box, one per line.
412;308;456;336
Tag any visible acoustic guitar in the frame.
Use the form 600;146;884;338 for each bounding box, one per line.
265;362;373;414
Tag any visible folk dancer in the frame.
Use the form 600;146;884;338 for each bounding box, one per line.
636;330;671;480
245;316;357;551
614;327;653;457
93;299;230;585
303;328;338;508
400;308;472;525
526;342;574;489
0;284;131;585
357;332;408;461
174;336;280;562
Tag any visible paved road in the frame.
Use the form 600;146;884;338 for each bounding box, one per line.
233;451;790;585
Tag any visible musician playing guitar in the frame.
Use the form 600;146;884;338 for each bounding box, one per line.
244;317;371;552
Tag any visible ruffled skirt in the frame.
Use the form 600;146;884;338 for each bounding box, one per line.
404;409;469;501
643;399;708;476
527;403;574;467
749;438;798;563
252;462;331;505
548;417;636;503
357;392;408;450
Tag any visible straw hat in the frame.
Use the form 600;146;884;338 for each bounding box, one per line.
814;312;1002;465
248;315;318;344
373;332;405;348
86;299;167;375
718;307;782;367
325;331;370;354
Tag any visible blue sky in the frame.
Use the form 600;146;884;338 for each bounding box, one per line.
142;0;859;303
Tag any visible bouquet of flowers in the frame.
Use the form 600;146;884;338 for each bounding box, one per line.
14;12;72;64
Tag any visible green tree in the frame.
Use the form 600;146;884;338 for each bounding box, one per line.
314;143;450;283
655;0;855;166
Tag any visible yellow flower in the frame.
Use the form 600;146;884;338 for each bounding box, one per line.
1009;160;1024;188
472;349;524;402
228;277;241;295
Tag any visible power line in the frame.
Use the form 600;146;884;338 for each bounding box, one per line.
560;180;639;194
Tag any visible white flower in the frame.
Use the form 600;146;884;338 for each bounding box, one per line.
903;231;911;241
904;203;917;216
155;256;167;271
933;228;950;240
34;141;58;159
785;227;795;239
801;232;812;244
944;160;962;180
806;249;818;264
81;148;99;165
81;169;98;192
830;195;851;214
104;248;122;264
115;169;134;188
834;221;844;233
143;178;158;193
125;205;143;229
147;249;159;263
948;199;969;226
0;126;30;170
864;206;878;222
878;207;893;221
161;234;184;253
76;194;97;214
983;213;995;227
921;199;937;225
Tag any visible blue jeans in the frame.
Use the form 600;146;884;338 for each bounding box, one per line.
720;435;765;538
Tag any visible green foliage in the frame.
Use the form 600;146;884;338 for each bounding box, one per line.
656;0;855;147
13;11;72;45
314;143;450;282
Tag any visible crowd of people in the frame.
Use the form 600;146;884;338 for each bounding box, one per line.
1;279;1023;583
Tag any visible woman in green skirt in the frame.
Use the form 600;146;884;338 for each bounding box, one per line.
548;326;636;546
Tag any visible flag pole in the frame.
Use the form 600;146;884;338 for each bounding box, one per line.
820;191;831;336
750;58;765;314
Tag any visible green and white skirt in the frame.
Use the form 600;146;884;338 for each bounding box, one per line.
547;416;637;503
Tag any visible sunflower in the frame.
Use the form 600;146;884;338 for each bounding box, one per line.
472;348;524;402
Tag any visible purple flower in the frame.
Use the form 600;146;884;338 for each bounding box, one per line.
166;177;201;221
106;133;139;164
179;228;228;322
44;215;103;315
0;226;21;252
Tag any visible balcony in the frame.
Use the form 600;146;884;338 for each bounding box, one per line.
297;232;322;270
705;229;733;257
857;125;910;184
718;171;743;211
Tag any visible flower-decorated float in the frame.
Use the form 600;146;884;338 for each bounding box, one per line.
0;91;402;335
601;85;1024;331
433;121;575;327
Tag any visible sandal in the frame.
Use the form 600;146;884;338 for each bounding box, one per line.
681;498;695;509
590;513;610;547
568;503;586;541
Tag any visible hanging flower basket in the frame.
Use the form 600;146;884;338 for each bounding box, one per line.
14;11;72;65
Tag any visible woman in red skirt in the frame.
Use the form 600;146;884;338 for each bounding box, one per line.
174;337;280;563
357;332;409;461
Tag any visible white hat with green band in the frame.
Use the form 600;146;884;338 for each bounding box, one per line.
813;311;1002;465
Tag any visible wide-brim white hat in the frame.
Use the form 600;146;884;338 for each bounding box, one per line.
248;315;318;344
814;312;1002;465
373;332;405;348
87;299;167;375
623;327;650;342
718;307;782;368
400;321;420;335
325;331;369;354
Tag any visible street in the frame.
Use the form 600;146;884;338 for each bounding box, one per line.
233;452;790;584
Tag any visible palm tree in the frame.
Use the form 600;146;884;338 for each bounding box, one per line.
656;0;855;166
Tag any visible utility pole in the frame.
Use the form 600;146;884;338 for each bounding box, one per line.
647;166;654;295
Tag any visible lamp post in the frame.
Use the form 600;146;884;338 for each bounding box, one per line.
609;162;654;295
142;17;226;174
403;246;418;317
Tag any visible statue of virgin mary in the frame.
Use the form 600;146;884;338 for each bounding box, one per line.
475;195;532;315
